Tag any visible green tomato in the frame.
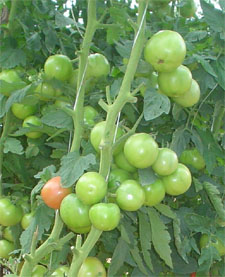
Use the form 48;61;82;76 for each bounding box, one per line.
144;30;186;73
162;163;192;196
158;65;192;97
78;257;106;277
179;148;205;170
44;54;73;82
22;115;42;139
143;179;165;206
21;212;34;230
32;265;48;277
172;79;200;108
86;53;110;78
89;203;120;231
0;198;23;226
200;234;225;256
114;151;137;173
35;82;56;101
108;168;132;192
124;133;159;169
60;193;91;233
3;227;14;242
52;265;69;276
152;148;178;176
0;240;15;259
116;180;145;211
90;121;124;155
54;98;71;109
180;0;197;18
84;106;99;127
11;103;37;120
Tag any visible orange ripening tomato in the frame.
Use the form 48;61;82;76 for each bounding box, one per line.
41;176;72;209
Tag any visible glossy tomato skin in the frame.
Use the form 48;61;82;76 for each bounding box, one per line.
87;53;110;78
35;82;56;101
78;257;106;277
173;79;200;108
60;193;91;233
180;0;197;18
0;198;23;226
116;180;145;211
84;105;99;127
143;179;166;206
89;203;120;231
162;163;192;196
158;65;192;97
108;168;132;192
0;240;15;259
3;227;14;242
21;212;34;230
180;148;205;170
52;265;69;276
41;176;72;209
114;151;137;173
22;115;42;139
44;54;73;81
11;103;37;120
152;148;178;176
124;133;159;169
199;234;225;256
144;30;186;73
76;172;107;205
31;265;47;277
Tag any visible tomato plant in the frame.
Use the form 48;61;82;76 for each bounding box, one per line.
84;105;99;127
0;198;23;226
3;227;14;242
21;212;34;230
78;257;106;277
52;265;69;276
143;179;166;207
22;115;43;139
180;148;206;170
11;103;37;120
86;53;110;78
114;151;137;173
41;176;71;209
0;69;26;96
31;265;47;277
108;168;131;192
180;0;197;18
199;234;225;256
0;240;15;259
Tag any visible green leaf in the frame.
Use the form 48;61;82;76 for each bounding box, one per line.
203;182;225;221
138;167;157;186
58;152;96;188
171;127;191;156
155;204;176;219
43;26;58;52
198;246;221;272
193;54;217;78
130;246;149;275
3;138;24;155
107;26;121;44
55;11;75;28
185;31;208;42
214;56;225;90
20;218;36;254
148;208;173;268
193;177;203;192
115;40;133;58
144;88;170;121
27;33;42;51
0;48;26;68
0;94;7;118
184;213;212;233
108;237;130;276
42;110;73;129
173;218;188;263
138;211;153;272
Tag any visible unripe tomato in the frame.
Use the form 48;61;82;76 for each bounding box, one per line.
3;227;14;242
44;54;73;82
0;240;15;259
84;105;99;127
124;133;159;169
0;69;26;96
144;30;186;73
60;193;91;233
143;179;165;206
21;212;34;230
116;180;145;211
200;234;225;256
152;148;178;176
31;265;47;277
172;79;200;108
35;82;56;101
41;176;72;209
54;98;71;109
86;53;110;78
0;198;23;226
180;0;197;18
22;115;43;139
108;168;132;192
179;148;205;170
89;203;120;231
11;103;37;120
158;65;192;97
162;163;192;196
52;265;69;276
78;257;106;277
114;151;137;173
76;172;107;205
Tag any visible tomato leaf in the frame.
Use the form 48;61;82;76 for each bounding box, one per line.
155;204;176;220
58;152;96;188
184;213;212;234
198;246;221;272
171;126;191;156
42;110;73;129
148;208;173;269
144;88;170;121
138;168;157;186
0;94;7;118
130;246;149;275
3;137;24;155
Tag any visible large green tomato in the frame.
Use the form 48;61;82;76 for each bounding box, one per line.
162;163;192;196
124;133;159;169
3;227;14;242
52;265;69;276
114;151;137;173
0;198;23;226
0;69;26;96
84;106;99;127
35;82;56;101
0;240;15;259
179;148;205;170
44;54;73;81
144;30;186;73
76;172;107;205
152;148;178;176
89;203;120;231
172;79;200;108
158;65;192;97
200;234;225;256
11;103;37;120
90;121;124;155
116;180;145;211
60;193;91;233
108;168;132;192
21;212;34;230
86;53;110;78
143;179;165;206
31;265;48;277
22;115;42;139
180;0;197;18
78;257;106;277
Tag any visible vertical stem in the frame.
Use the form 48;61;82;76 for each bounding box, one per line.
8;0;20;34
